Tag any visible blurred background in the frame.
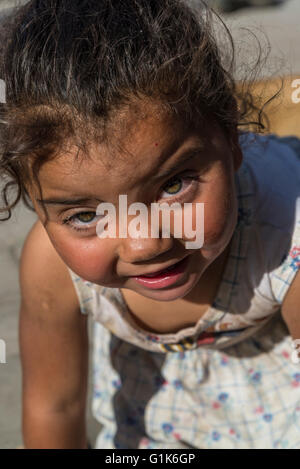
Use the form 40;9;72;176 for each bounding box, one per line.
0;0;299;449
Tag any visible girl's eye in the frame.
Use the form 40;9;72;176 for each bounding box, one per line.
163;178;183;195
159;174;199;201
61;174;201;232
62;211;100;232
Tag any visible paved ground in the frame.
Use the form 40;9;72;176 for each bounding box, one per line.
0;0;299;449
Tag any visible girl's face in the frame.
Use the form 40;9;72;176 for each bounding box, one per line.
29;109;242;302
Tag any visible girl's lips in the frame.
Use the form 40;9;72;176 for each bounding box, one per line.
132;256;190;290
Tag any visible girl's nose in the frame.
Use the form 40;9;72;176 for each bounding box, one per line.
117;235;174;264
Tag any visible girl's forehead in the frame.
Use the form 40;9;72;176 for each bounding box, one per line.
34;112;225;200
40;113;199;181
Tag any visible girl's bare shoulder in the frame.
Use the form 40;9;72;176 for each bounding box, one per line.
20;220;80;315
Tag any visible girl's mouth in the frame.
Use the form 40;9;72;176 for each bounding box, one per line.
132;256;190;290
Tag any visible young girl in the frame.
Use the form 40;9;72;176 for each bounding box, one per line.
0;0;299;450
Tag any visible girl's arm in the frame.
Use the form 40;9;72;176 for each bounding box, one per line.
281;269;300;361
19;221;89;449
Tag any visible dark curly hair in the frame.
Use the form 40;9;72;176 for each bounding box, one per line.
0;0;278;221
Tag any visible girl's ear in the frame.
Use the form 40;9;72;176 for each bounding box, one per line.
230;128;243;172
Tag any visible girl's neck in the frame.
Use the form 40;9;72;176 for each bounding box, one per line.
121;242;231;334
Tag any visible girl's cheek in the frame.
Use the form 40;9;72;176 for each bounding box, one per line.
47;227;114;282
204;197;232;244
197;178;237;253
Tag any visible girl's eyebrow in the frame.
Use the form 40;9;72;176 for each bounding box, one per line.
36;197;103;206
155;145;205;180
36;146;206;207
